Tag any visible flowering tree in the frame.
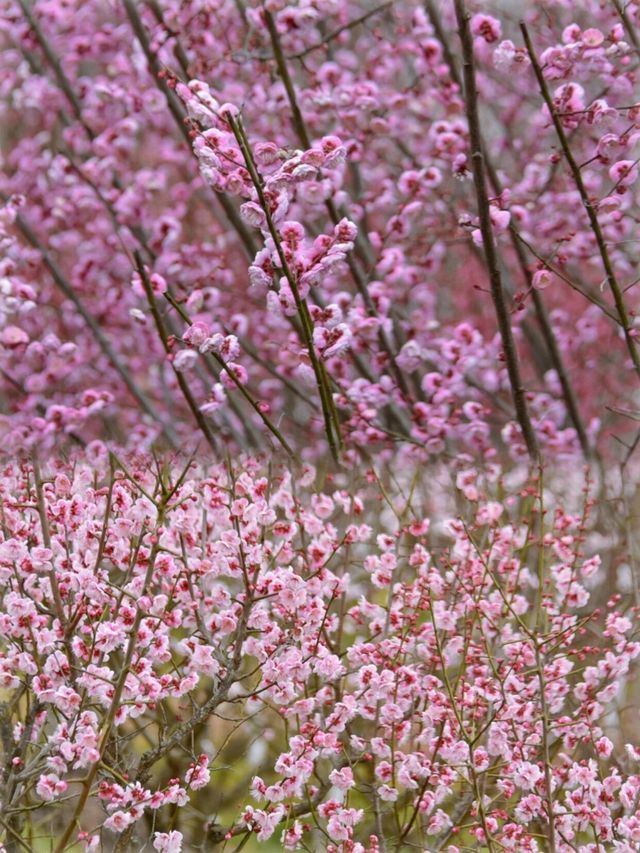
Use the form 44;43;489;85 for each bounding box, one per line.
1;0;640;850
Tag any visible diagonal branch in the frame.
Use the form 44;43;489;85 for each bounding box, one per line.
134;253;220;454
163;291;297;458
121;0;258;258
289;2;392;59
454;0;539;460
521;22;640;383
17;0;94;140
263;9;414;407
227;114;342;461
425;0;590;458
611;0;640;58
6;201;178;447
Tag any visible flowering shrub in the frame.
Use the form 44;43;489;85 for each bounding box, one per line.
1;0;640;850
0;456;639;852
0;0;638;460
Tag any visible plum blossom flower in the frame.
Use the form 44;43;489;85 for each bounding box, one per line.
240;202;267;229
36;774;68;801
0;325;28;347
513;761;543;791
313;324;352;359
173;350;198;372
153;831;183;852
329;767;354;791
377;784;398;802
471;14;502;43
582;28;605;48
532;269;553;290
182;322;210;348
185;755;210;790
282;820;303;849
609;159;639;191
104;811;135;833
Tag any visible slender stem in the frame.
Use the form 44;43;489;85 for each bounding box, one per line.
6;201;177;447
163;291;297;458
289;2;392;59
263;9;311;149
32;457;70;656
425;0;589;457
454;0;539;460
121;0;258;258
146;0;191;76
521;22;640;382
134;253;220;454
529;280;590;456
16;0;255;408
611;0;640;57
512;230;619;322
223;325;318;409
0;814;34;853
535;641;558;853
59;146;261;450
53;500;168;853
17;0;94;140
534;470;557;851
264;9;412;400
227;115;342;461
207;784;330;844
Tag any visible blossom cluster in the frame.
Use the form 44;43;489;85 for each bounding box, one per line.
0;454;637;851
0;0;638;461
1;1;640;851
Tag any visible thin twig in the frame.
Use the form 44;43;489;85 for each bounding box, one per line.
17;0;94;140
227;114;342;461
263;9;412;400
512;230;619;322
121;0;258;258
425;0;590;458
134;253;220;454
5;200;178;447
146;0;191;76
163;291;297;458
289;2;392;59
53;498;169;853
611;0;640;57
207;783;330;844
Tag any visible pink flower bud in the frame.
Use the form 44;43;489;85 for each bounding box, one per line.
0;325;28;347
532;269;553;290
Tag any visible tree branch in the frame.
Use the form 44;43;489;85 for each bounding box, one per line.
521;21;640;383
454;0;539;460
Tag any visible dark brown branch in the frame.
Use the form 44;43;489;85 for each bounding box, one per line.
611;0;640;57
163;291;297;458
263;9;413;402
17;0;94;140
425;0;590;458
146;0;191;77
454;1;539;460
6;200;178;447
227;114;342;461
134;253;220;454
121;0;258;259
528;284;590;456
521;22;640;383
